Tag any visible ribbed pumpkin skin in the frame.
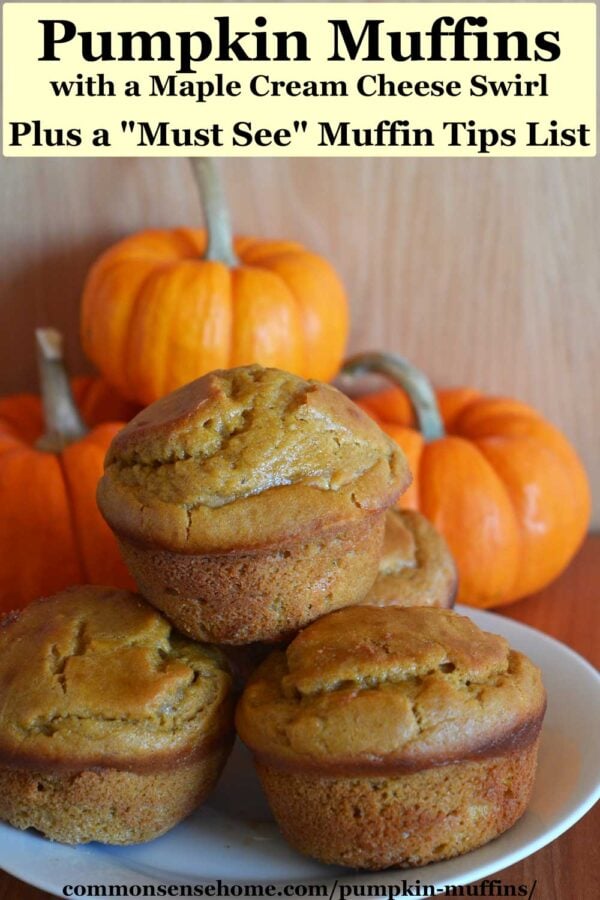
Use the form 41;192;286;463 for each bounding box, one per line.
81;229;349;406
0;378;138;444
71;375;141;424
0;398;135;613
357;387;591;609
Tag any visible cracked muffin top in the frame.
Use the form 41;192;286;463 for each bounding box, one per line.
98;366;410;552
236;606;545;773
361;510;457;608
0;586;232;772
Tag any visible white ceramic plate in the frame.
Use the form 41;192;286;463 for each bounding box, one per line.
1;607;599;898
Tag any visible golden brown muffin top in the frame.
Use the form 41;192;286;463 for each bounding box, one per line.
236;606;545;773
0;587;232;772
361;510;457;609
98;366;410;552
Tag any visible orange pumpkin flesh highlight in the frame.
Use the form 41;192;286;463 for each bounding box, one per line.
351;358;590;609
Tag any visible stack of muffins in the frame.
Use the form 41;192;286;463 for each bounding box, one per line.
0;365;545;869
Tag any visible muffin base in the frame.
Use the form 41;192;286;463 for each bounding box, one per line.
0;743;231;845
118;513;386;644
256;739;540;870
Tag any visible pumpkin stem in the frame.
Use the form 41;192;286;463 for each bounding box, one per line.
341;351;445;442
189;157;239;267
35;328;88;452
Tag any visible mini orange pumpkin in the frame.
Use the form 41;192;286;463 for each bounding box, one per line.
342;352;591;609
81;159;349;406
0;329;135;612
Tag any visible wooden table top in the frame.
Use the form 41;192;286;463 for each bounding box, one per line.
1;536;599;900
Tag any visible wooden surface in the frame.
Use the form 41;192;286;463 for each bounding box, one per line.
0;535;598;900
0;156;599;524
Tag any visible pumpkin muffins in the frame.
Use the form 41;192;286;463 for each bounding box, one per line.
98;365;410;644
361;509;456;609
0;586;233;845
236;605;546;870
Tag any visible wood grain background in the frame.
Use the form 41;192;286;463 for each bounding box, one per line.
1;155;598;521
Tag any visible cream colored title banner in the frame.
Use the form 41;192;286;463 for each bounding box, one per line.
2;3;596;157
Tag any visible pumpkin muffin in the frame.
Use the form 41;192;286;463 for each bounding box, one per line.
98;365;410;644
0;586;233;845
361;509;456;609
236;606;546;870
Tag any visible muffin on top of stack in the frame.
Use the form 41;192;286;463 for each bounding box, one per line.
98;365;414;643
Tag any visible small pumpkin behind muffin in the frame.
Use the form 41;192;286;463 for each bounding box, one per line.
98;365;411;645
236;605;546;870
0;586;234;845
361;509;457;609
